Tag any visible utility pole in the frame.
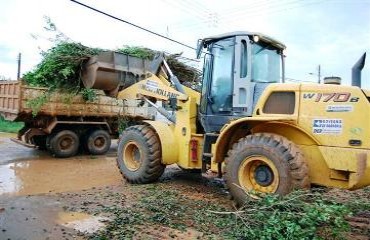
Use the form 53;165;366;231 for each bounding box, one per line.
17;53;21;80
208;12;219;28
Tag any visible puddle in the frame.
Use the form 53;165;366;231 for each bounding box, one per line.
56;211;109;234
0;158;122;196
0;136;48;163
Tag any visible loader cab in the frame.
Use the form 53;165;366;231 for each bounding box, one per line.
197;32;286;132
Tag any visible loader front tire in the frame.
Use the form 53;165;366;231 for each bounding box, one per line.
225;133;310;206
117;125;165;183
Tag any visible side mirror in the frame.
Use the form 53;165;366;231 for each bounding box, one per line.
196;39;204;59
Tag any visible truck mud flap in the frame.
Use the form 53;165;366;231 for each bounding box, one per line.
10;137;36;148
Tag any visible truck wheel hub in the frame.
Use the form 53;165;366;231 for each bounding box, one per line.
60;137;73;149
94;137;105;147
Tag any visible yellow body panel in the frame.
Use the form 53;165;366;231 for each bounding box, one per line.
209;83;370;190
138;85;203;170
298;84;370;148
118;72;370;190
143;120;178;165
174;95;203;170
318;146;369;189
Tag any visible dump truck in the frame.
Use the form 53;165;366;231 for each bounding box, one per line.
104;31;369;205
0;51;156;158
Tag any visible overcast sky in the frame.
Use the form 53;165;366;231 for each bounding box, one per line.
0;0;369;87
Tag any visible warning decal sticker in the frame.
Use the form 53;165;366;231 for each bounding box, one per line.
312;119;342;135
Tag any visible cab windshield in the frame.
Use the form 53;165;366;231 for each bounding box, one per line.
252;42;281;83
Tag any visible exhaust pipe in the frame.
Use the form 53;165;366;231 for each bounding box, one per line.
352;52;366;88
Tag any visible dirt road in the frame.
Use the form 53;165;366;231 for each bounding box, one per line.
0;133;123;239
0;133;228;239
0;132;369;240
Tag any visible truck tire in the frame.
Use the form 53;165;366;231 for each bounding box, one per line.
48;130;79;158
224;133;310;206
117;125;165;183
84;129;111;155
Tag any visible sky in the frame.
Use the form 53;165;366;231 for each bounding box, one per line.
0;0;369;87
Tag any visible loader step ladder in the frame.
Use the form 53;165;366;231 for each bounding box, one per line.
202;132;221;177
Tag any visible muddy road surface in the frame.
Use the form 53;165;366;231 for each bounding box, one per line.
0;132;369;240
0;133;228;240
0;133;124;239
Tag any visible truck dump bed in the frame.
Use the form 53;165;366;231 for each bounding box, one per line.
0;81;154;121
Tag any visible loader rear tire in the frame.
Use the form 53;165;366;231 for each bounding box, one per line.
117;125;165;183
84;129;111;155
48;130;79;158
225;133;310;206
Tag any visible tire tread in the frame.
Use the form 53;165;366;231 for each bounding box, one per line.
117;125;165;184
224;133;310;205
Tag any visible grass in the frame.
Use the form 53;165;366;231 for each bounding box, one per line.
0;116;23;133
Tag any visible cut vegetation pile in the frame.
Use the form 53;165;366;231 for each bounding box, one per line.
118;46;201;86
21;17;201;117
23;42;101;91
22;41;201;115
24;17;201;93
23;42;201;92
79;184;370;240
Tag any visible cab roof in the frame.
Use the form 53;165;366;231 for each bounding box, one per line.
202;31;286;50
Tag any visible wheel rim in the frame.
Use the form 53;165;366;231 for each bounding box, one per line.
59;135;74;150
123;141;142;171
238;155;279;193
94;136;106;149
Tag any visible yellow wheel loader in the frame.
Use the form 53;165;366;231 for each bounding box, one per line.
94;31;369;205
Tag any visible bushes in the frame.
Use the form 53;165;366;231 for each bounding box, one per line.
0;116;24;133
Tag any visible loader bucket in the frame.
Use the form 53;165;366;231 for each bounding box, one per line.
82;51;152;96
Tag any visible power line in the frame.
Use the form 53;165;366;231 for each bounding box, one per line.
159;0;301;32
220;0;283;18
183;0;211;12
219;0;303;24
162;0;213;30
220;0;324;25
174;0;323;33
69;0;196;50
177;0;211;17
162;0;209;21
171;0;289;31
